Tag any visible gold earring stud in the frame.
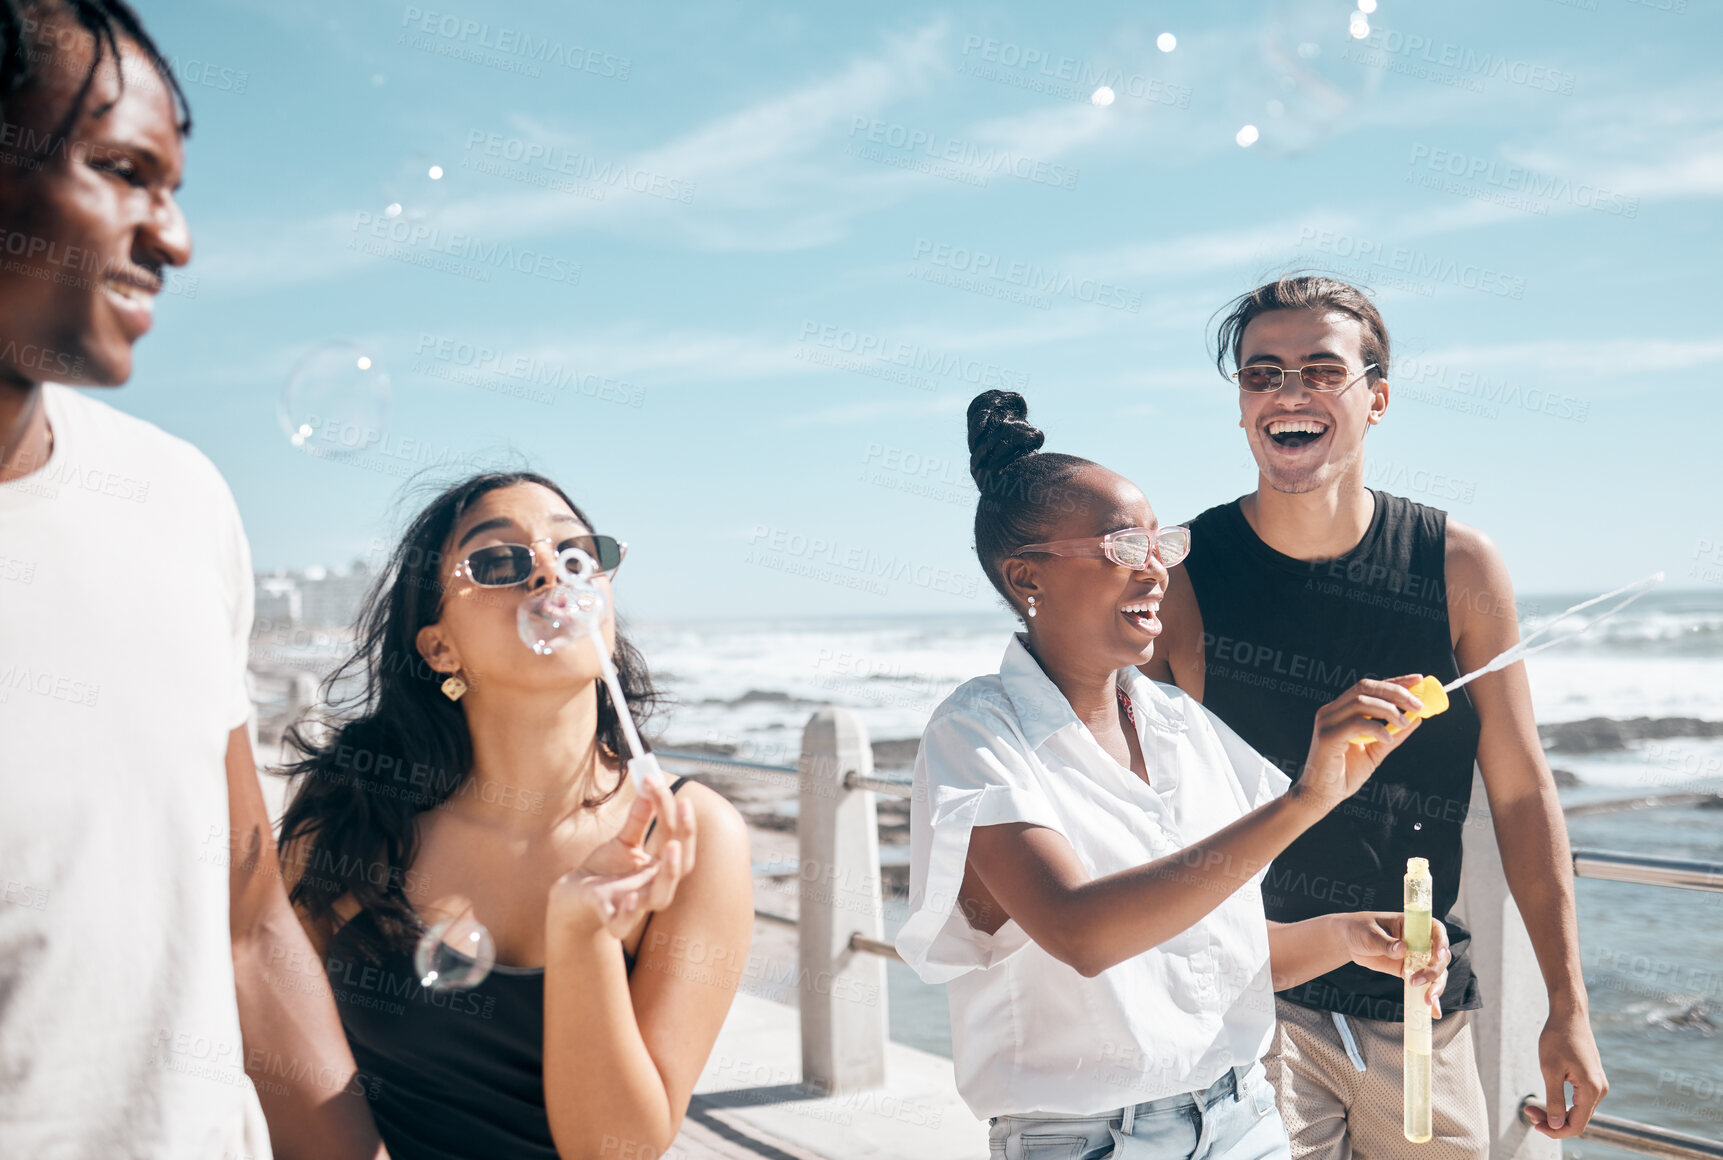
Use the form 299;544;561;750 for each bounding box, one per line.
441;674;468;702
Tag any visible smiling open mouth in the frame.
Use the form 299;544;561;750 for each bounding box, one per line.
1266;418;1330;449
1121;599;1160;633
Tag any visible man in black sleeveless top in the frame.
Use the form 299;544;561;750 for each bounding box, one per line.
1144;277;1606;1160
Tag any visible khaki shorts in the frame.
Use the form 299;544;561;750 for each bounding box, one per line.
1264;998;1488;1160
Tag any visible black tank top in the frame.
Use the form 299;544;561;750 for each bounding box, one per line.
1183;492;1482;1021
327;777;690;1160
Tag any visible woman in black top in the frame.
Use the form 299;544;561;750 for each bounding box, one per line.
277;472;753;1160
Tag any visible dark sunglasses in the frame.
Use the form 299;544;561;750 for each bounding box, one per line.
452;534;627;588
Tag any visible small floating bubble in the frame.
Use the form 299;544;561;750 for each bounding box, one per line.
1236;124;1260;147
414;916;496;991
1157;32;1177;52
1091;86;1115;107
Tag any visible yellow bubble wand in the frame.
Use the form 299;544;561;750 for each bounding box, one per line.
1350;571;1663;746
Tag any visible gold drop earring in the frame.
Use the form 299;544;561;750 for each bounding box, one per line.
441;673;469;701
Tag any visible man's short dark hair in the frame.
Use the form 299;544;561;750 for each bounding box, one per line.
1;0;190;135
1212;274;1390;384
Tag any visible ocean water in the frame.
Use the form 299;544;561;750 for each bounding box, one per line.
628;590;1723;1152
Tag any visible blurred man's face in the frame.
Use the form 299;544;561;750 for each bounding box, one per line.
0;20;191;389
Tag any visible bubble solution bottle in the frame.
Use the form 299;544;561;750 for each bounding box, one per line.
1404;857;1434;1144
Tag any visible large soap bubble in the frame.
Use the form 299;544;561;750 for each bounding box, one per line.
279;341;389;459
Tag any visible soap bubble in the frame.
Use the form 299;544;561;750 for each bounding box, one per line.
1156;32;1177;52
1349;12;1370;38
1236;124;1260;147
1357;0;1377;11
415;915;496;991
1224;0;1385;156
278;341;390;459
1091;86;1115;107
519;582;608;656
380;153;452;222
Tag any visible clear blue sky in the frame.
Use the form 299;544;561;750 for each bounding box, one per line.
109;0;1721;618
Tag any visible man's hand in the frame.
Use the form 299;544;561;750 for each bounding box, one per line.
1524;1007;1608;1137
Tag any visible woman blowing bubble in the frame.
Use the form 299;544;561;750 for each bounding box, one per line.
895;393;1449;1160
277;472;752;1160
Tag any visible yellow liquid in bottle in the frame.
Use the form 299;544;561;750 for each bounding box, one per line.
1405;879;1433;1137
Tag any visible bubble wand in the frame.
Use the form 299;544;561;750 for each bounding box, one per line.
1349;571;1664;745
517;546;665;790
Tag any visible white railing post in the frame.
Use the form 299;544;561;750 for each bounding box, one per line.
797;707;889;1092
1456;768;1562;1160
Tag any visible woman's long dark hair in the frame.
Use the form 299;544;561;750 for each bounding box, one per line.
277;471;661;957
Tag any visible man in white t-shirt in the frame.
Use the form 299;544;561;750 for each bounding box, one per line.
0;4;385;1157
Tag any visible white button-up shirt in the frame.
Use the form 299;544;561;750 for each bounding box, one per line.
896;635;1291;1120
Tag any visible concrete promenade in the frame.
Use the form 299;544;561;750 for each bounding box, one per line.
677;989;985;1160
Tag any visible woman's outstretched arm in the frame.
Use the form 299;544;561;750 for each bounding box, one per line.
963;678;1424;977
542;778;754;1160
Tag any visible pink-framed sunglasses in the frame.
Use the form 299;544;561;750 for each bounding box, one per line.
1012;525;1191;570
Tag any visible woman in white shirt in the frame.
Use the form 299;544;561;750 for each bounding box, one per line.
897;391;1450;1160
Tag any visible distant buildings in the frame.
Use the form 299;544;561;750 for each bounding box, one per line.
253;561;376;632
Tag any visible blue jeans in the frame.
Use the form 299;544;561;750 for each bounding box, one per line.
988;1062;1292;1160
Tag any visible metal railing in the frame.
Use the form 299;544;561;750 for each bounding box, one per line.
659;716;912;1090
1570;849;1723;893
657;746;913;971
1520;1099;1723;1160
1524;842;1723;1160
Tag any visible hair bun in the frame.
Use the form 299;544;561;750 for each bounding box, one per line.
966;390;1044;485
